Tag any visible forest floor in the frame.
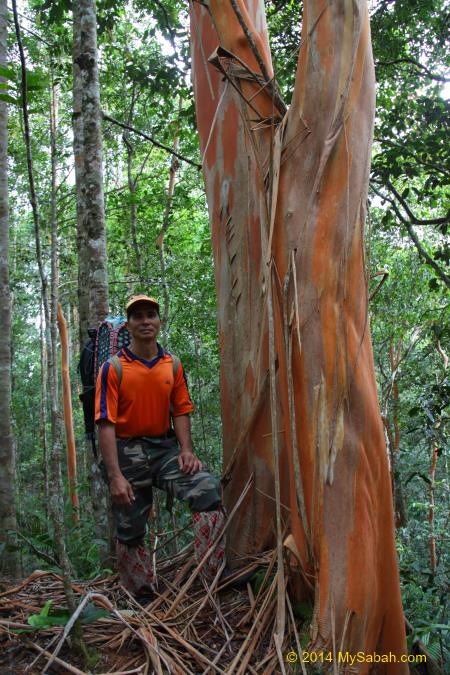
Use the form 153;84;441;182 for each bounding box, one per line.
0;547;298;674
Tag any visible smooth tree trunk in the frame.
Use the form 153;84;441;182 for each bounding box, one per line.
39;300;50;519
0;0;19;577
428;443;438;576
123;84;144;283
388;341;407;527
157;116;180;338
190;0;407;668
57;303;80;525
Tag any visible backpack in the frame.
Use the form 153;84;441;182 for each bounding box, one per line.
78;316;179;456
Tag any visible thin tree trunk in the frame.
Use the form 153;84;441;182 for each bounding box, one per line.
157;111;180;339
0;0;19;576
40;300;50;520
193;333;209;464
123;84;144;283
388;341;407;527
12;0;77;615
428;443;438;576
124;134;143;281
72;0;89;351
190;0;407;666
58;303;80;525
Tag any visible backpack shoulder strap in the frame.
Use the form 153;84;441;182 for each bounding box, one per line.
171;354;180;380
109;354;123;388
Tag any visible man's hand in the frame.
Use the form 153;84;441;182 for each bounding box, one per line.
178;450;203;475
109;473;135;507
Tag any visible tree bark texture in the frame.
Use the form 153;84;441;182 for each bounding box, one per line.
190;0;406;667
72;0;108;347
72;0;111;560
0;0;19;576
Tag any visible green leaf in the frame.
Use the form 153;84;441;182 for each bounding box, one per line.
26;71;48;91
0;93;19;105
80;603;109;624
0;65;16;82
27;613;70;628
27;600;70;629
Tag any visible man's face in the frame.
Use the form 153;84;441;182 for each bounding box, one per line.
126;302;161;341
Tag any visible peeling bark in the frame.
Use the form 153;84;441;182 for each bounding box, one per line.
190;0;407;668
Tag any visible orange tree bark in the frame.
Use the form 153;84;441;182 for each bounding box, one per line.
190;0;407;667
57;303;80;525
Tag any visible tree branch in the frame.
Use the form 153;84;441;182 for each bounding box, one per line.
16;531;59;567
385;180;449;226
376;58;449;83
102;113;201;169
369;269;389;301
370;183;450;288
228;0;287;115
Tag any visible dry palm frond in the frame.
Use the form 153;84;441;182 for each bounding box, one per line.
0;539;307;673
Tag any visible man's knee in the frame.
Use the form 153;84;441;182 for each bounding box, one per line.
187;472;222;512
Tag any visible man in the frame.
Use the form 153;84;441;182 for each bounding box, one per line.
95;294;225;601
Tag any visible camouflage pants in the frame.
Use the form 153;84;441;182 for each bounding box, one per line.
111;435;225;594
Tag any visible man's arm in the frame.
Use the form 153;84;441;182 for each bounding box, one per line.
98;420;135;506
173;414;203;474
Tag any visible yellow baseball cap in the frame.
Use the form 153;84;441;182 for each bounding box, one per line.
126;294;160;315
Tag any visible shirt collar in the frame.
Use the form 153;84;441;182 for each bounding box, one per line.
123;343;165;369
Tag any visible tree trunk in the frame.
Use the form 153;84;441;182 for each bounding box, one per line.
190;0;407;667
72;0;111;561
72;0;109;347
388;341;407;527
12;0;77;614
123;84;144;283
39;299;50;520
72;0;89;352
157;101;181;338
0;0;19;577
428;443;438;576
57;303;80;525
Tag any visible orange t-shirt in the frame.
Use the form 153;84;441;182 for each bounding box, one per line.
95;345;194;438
